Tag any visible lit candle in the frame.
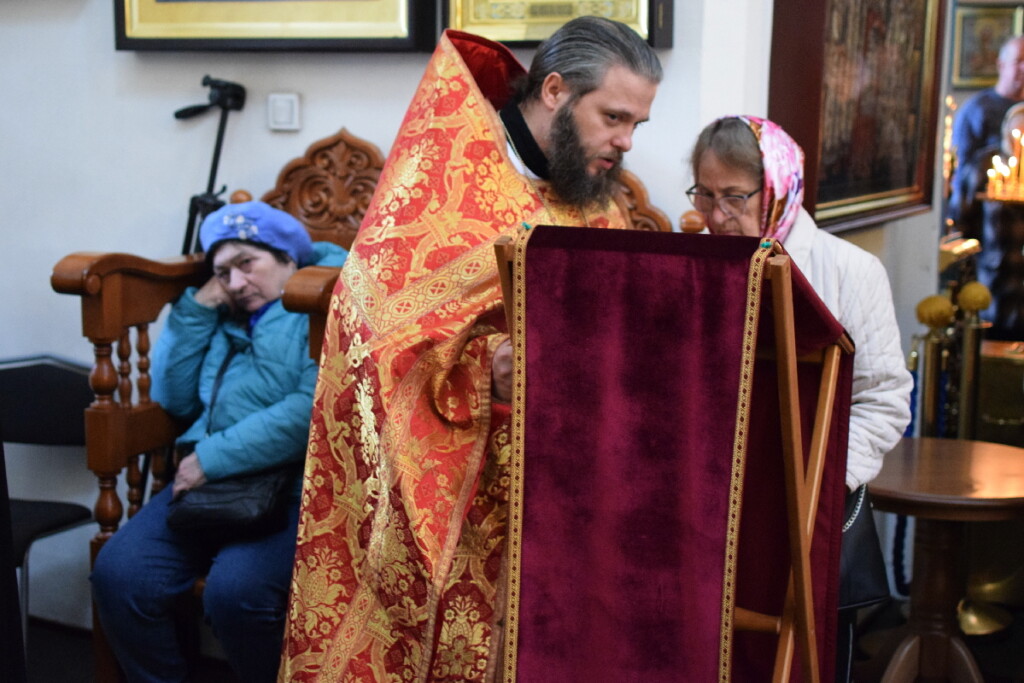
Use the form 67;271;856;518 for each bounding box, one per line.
991;156;1004;198
943;113;953;182
1014;129;1023;194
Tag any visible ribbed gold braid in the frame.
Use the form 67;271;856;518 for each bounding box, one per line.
718;239;776;681
502;225;536;683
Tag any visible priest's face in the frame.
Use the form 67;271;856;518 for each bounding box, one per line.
547;65;657;207
694;150;764;238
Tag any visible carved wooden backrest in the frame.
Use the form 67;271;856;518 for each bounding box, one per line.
615;168;672;233
260;128;386;250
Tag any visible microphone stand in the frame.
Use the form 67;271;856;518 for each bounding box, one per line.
176;75;246;255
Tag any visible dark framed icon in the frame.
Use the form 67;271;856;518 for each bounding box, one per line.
769;0;946;232
114;0;437;51
951;5;1023;89
444;0;673;48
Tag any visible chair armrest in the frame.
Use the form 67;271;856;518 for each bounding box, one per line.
52;252;207;341
51;251;206;541
282;266;341;360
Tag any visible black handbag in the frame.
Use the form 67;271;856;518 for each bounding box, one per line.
164;345;295;540
166;465;295;539
838;484;891;610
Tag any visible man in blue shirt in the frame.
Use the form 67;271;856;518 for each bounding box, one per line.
949;35;1024;234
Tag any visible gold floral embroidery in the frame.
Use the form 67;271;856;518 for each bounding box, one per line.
432;596;491;680
354;377;379;469
289;546;348;638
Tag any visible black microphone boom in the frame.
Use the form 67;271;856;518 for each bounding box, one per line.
178;75;247;255
174;104;212;120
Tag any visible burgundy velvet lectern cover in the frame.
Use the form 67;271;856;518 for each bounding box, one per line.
502;226;852;682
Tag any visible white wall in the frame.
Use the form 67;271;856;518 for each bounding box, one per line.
1;0;939;630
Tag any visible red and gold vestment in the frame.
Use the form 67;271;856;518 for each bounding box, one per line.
279;29;629;682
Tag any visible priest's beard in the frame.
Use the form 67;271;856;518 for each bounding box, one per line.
546;104;622;208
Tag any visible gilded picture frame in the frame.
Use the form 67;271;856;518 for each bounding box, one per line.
952;5;1024;89
769;0;946;232
444;0;673;47
114;0;436;51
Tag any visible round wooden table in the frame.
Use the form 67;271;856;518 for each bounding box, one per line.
869;437;1024;683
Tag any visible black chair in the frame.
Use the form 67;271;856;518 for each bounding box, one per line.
1;437;27;683
0;356;93;650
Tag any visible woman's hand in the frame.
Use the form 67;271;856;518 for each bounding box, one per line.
491;338;513;404
173;453;207;498
193;276;233;310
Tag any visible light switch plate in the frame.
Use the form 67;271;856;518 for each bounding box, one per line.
267;93;300;131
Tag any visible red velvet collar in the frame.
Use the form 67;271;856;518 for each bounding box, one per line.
444;29;525;111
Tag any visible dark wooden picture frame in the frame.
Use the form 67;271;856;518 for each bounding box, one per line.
114;0;438;51
769;0;946;232
951;5;1023;89
444;0;673;48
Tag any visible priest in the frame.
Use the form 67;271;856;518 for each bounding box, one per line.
279;17;662;682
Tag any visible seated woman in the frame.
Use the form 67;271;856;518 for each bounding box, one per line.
687;115;913;682
90;201;347;683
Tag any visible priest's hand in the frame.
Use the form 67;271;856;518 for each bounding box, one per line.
492;338;513;404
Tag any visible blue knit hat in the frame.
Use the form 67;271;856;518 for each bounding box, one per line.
199;201;313;266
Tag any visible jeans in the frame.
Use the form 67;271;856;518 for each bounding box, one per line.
90;486;299;683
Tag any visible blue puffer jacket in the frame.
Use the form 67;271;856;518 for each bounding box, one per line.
151;242;347;496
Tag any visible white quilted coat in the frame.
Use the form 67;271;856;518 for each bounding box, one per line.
782;208;913;490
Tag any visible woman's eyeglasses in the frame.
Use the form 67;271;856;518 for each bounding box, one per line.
686;185;762;218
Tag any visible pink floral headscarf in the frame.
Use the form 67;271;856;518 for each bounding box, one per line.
734;115;805;244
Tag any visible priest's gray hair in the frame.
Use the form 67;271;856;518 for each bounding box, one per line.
517;16;663;103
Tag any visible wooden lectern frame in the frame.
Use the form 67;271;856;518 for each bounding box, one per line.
494;230;852;682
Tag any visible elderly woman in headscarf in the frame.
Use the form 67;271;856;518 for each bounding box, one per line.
687;115;913;681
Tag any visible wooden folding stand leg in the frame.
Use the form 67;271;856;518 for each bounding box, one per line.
732;253;853;683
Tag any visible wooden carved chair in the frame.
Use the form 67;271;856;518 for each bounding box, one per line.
50;126;670;682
